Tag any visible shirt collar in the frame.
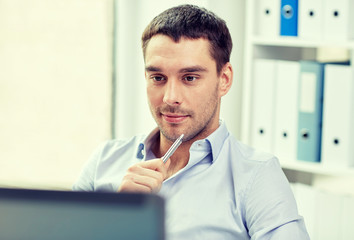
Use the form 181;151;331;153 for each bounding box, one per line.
204;120;229;162
136;120;229;162
136;127;159;160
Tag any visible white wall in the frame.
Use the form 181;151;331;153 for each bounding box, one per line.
0;0;113;189
210;0;245;137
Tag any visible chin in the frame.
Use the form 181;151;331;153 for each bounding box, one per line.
161;130;182;142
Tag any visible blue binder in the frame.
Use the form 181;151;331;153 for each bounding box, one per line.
280;0;298;36
297;61;324;162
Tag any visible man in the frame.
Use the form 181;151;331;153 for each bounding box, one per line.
73;4;309;239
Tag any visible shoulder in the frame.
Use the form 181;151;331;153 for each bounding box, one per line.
96;135;146;159
226;135;279;172
82;134;147;176
72;134;147;192
233;136;275;163
216;120;277;167
226;136;289;194
225;135;286;201
224;138;302;237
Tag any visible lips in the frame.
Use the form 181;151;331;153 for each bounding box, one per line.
162;113;189;123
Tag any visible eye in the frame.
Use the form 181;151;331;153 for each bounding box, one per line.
183;75;197;82
151;75;166;82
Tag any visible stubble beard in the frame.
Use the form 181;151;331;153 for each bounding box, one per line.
150;86;220;143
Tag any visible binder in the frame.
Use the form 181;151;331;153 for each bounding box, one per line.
293;183;317;240
251;59;277;153
323;0;354;41
280;0;299;36
321;64;354;167
316;47;350;63
255;0;280;37
273;60;300;162
297;61;324;163
298;0;323;40
316;191;343;239
341;195;354;239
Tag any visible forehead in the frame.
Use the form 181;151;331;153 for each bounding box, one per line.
144;35;214;65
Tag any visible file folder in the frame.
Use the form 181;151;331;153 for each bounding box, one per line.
321;64;354;167
316;191;343;239
273;60;300;162
297;61;324;163
341;196;354;239
280;0;299;36
298;0;323;40
255;0;280;37
323;0;354;40
316;47;350;63
251;59;277;153
292;183;317;239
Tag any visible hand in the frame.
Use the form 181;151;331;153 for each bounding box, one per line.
118;158;171;193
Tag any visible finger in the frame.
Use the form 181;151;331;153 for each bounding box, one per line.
119;172;162;193
139;158;165;170
118;177;152;193
128;163;165;183
162;158;171;179
139;158;169;180
131;174;163;193
118;162;166;193
164;158;171;168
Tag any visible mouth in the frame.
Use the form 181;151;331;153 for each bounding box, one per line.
161;113;189;124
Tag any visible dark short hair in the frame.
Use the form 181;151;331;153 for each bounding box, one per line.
141;4;233;74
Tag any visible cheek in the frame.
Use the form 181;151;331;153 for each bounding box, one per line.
147;87;162;107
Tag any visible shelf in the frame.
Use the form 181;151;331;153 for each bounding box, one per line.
251;36;354;49
280;160;354;177
243;0;354;180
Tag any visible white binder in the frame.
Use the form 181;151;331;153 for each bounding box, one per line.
273;60;300;162
251;59;276;153
321;64;354;167
293;183;318;240
341;195;354;239
298;0;323;40
316;191;343;240
323;0;354;41
255;0;280;37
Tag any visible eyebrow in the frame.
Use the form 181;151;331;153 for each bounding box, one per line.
145;66;161;72
145;65;208;73
179;66;208;73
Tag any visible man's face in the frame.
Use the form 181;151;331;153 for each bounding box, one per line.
144;35;223;143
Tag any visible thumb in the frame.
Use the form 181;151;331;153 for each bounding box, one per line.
164;158;171;168
163;158;171;178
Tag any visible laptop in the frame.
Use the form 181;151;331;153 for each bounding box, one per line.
0;188;165;240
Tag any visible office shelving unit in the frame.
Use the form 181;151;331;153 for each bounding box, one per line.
241;0;354;179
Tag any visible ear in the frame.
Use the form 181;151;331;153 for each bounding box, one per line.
218;62;233;97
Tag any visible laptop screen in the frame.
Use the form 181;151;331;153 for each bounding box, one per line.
0;188;165;240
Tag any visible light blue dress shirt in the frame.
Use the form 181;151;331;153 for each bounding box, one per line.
73;121;310;240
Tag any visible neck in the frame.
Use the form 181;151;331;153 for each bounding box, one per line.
152;135;192;178
153;118;221;177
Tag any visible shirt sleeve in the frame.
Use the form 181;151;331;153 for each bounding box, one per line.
72;141;107;191
244;158;310;240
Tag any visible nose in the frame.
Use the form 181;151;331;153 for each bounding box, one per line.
163;79;183;106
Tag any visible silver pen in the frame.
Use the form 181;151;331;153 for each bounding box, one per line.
162;134;184;163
